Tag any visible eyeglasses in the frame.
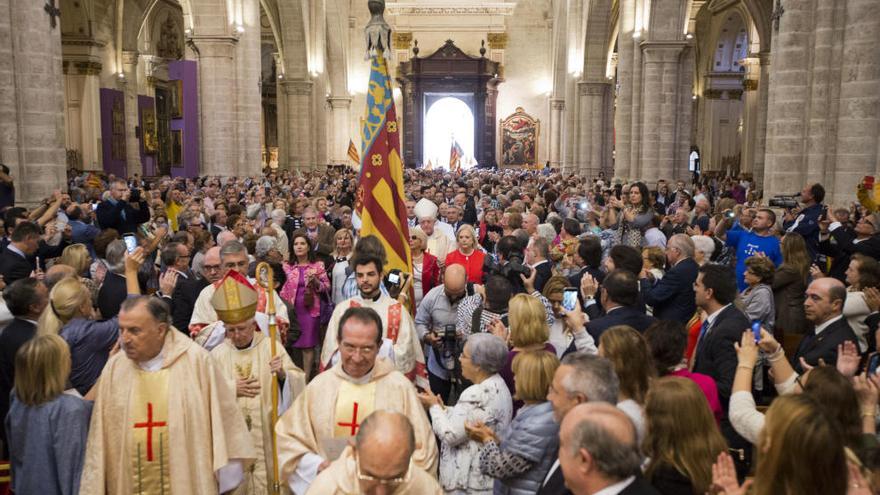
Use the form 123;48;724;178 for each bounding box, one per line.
204;264;222;272
356;455;412;486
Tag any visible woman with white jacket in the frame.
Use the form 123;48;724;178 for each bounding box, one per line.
418;333;513;494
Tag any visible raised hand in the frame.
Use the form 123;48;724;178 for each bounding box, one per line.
836;341;861;377
711;452;752;495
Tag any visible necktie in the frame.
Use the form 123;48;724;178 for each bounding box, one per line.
696;320;710;358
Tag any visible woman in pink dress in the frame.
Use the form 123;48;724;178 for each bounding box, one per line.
280;233;330;381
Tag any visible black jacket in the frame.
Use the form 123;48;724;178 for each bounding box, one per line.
587;306;656;340
793;316;858;374
95;198;150;234
643;258;698;323
536;463;572;495
533;260;553;294
170;275;210;333
0;248;33;284
0;318;37;456
619;477;662;495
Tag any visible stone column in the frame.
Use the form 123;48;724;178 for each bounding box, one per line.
234;0;262;177
832;0;880;205
763;0;815;197
328;96;352;164
614;0;638;179
62;61;103;170
281;79;314;171
548;98;564;169
752;53;770;193
639;42;687;183
121;50;142;177
0;0;66;203
577;81;611;178
191;36;238;176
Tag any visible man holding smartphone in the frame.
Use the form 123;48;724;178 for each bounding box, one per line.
95;178;150;235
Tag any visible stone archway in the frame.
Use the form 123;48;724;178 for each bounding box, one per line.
396;40;501;168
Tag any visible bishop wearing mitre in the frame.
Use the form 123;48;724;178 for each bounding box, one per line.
414;198;456;258
210;270;307;494
190;241;289;350
80;295;255;494
319;248;428;389
277;306;438;495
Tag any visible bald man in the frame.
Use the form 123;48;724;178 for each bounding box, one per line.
558;403;657;495
794;276;858;373
306;410;441;494
414;264;468;401
168;246;221;333
44;264;76;290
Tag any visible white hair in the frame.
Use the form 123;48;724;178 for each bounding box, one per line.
271;208;285;222
691;235;715;258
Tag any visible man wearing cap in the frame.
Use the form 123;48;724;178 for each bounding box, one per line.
414;198;456;260
211;271;306;495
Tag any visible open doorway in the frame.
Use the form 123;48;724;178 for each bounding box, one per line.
423;95;476;169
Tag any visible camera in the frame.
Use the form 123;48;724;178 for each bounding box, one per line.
768;193;800;209
502;252;533;279
442;324;457;343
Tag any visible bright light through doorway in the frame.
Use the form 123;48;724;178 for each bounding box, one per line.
423;96;475;170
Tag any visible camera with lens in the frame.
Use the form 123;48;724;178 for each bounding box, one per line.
768;193;800;209
503;252;533;279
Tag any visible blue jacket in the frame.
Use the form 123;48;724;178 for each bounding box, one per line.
495;401;559;495
643;258;699;323
783;203;824;262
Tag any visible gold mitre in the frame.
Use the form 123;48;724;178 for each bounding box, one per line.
211;271;258;324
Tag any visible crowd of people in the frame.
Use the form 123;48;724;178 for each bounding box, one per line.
1;164;879;494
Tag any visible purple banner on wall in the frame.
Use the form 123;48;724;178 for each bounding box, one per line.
99;88;127;178
137;95;156;177
168;60;200;178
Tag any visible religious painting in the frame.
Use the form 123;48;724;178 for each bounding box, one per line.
111;98;126;160
169;80;183;118
500;107;539;168
141;106;158;154
154;86;172;176
171;130;183;166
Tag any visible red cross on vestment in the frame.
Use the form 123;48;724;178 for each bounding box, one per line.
134;403;167;462
337;402;361;436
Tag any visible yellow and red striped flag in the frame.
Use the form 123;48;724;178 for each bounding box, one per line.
347;139;360;166
449;139;463;172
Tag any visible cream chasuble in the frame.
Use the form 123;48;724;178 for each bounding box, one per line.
276;360;438;494
211;332;306;495
80;329;256;494
320;294;428;389
425;230;455;259
305;446;442;495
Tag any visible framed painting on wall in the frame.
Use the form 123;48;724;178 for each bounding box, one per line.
111;98;126;160
141;106;158;154
169;80;183;118
171;130;183;166
500;107;539;168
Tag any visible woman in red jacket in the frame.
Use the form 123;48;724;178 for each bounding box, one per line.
446;224;485;284
410;228;440;307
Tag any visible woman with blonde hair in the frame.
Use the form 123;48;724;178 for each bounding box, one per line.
713;394;850;495
489;293;556;403
5;334;92;495
330;228;354;305
643;377;727;495
58;243;100;301
41;248;144;395
598;325;655;441
467;350;560;494
446;224;486;284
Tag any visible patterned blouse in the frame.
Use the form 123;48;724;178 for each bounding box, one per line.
429;374;513;494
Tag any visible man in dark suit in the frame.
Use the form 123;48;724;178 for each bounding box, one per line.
691;263;752;478
0;222;54;284
292;207;336;264
794;277;858;373
95;178;150;234
540;352;620;495
529;236;554;294
585;270;655;340
0;278;48;457
161;247;220;333
820;214;880;281
643;234;699;323
558;402;659;495
569;237;605;304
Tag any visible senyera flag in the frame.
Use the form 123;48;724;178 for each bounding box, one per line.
449;139;463;172
354;50;413;293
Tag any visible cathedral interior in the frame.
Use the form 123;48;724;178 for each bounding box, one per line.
0;0;877;204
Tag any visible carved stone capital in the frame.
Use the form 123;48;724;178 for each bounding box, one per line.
189;36;238;58
327;96;353;108
282;80;313;96
550;98;565;111
121;50;140;67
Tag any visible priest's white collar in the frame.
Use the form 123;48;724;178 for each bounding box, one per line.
138;347;166;371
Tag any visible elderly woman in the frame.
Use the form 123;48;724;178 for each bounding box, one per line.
691;235;715;266
330;228;354;305
418;334;513;494
446;224;486;284
410;227;441;308
742;256;776;329
468;350;560;495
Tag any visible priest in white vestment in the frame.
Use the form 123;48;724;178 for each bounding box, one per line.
414;198;456;260
277;306;438;495
319;251;428;389
210;271;306;494
80;296;256;494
